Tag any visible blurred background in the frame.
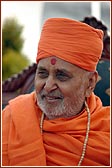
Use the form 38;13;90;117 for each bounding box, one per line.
1;1;110;80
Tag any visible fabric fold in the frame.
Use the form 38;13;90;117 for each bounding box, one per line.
36;18;103;71
2;92;110;166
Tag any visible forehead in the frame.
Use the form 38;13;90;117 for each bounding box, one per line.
37;56;80;72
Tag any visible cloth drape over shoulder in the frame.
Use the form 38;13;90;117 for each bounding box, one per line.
2;92;110;166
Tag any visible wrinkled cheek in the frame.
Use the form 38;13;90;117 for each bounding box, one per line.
35;80;44;94
68;88;84;102
34;84;39;95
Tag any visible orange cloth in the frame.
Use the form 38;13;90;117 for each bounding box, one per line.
2;92;110;166
36;18;103;71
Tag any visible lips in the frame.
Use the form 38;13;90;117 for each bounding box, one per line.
41;94;63;103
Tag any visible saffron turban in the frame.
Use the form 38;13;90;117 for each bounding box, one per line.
36;18;103;71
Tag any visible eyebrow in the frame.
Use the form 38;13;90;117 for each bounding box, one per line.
56;69;73;77
37;66;47;71
37;66;73;76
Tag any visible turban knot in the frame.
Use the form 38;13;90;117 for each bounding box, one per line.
36;18;103;71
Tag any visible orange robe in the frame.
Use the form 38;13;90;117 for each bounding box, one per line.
2;92;110;166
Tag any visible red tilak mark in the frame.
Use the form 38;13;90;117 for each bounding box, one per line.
51;58;57;65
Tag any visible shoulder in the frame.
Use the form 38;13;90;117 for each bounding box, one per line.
91;105;110;132
9;91;35;105
97;105;110;119
7;91;36;111
2;91;37;122
89;92;110;117
2;91;41;134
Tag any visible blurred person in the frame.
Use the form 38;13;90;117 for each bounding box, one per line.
2;18;110;166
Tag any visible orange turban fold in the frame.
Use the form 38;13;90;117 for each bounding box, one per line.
36;18;103;71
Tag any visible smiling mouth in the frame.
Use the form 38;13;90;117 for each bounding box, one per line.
41;95;63;103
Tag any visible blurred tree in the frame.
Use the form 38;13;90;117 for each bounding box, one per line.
2;17;24;55
2;49;29;80
2;17;30;80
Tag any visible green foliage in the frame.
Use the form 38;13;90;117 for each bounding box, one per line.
2;17;24;55
2;17;30;81
2;49;29;81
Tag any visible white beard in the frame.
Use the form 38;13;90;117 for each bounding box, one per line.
36;85;85;120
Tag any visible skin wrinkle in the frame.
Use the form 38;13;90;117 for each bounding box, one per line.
35;56;97;120
37;86;85;119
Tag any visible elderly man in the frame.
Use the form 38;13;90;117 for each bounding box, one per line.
2;18;110;166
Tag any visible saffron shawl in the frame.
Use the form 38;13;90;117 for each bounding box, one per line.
2;92;110;166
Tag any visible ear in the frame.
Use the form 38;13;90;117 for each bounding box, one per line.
85;71;98;97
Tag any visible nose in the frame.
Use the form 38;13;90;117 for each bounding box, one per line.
44;76;58;92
